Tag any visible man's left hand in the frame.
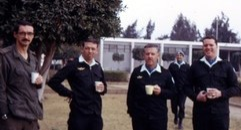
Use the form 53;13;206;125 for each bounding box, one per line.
153;85;161;95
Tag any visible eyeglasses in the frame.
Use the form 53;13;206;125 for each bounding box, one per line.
17;32;34;37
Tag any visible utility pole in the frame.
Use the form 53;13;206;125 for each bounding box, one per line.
216;17;219;41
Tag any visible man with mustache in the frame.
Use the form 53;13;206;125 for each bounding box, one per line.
0;20;43;130
127;43;176;130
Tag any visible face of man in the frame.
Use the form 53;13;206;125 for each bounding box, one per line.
14;25;34;47
176;54;184;62
144;47;159;68
81;42;98;63
202;38;218;60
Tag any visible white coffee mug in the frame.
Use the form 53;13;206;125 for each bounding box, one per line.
31;72;39;84
95;81;103;92
145;85;154;95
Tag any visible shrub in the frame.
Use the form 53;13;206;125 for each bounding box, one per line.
104;71;128;82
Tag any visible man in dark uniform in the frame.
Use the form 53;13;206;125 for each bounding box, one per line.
168;50;190;129
184;36;241;130
127;43;176;130
48;37;107;130
0;20;43;130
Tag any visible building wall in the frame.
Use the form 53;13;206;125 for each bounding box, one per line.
100;38;241;73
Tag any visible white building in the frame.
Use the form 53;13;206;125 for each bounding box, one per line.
98;37;241;73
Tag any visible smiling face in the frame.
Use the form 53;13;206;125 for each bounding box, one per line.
202;38;218;60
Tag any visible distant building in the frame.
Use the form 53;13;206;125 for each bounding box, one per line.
98;37;241;74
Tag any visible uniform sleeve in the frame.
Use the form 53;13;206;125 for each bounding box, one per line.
221;62;241;98
126;69;136;116
0;54;9;115
184;65;197;101
99;66;107;95
159;71;176;99
47;63;73;98
168;63;173;72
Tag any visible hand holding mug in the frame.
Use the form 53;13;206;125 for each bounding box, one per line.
153;85;161;95
31;72;43;85
95;81;104;93
206;88;221;99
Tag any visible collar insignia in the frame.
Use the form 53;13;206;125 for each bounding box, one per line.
137;75;142;79
78;67;85;71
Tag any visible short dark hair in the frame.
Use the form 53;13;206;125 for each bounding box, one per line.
13;20;33;33
144;43;160;52
81;36;99;47
201;35;217;45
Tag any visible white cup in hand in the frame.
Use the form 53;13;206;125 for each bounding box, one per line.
31;72;39;84
145;85;154;95
95;81;103;92
206;88;215;99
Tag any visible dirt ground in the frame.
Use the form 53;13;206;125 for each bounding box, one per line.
39;83;241;130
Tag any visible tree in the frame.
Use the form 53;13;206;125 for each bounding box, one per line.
144;20;155;39
132;47;144;62
162;53;175;61
192;49;203;62
0;0;124;100
157;34;169;40
204;12;240;43
122;20;142;38
170;13;201;41
0;0;124;71
231;52;241;76
0;0;124;72
112;52;124;70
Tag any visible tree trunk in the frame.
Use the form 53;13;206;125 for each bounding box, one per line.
37;68;50;101
38;42;56;101
39;42;56;75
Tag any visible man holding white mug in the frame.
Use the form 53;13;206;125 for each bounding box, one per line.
48;36;107;130
0;20;43;130
127;44;176;130
184;36;241;130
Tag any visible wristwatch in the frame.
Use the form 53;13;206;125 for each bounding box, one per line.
1;114;7;120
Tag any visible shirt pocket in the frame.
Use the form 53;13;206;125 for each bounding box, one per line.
9;68;28;85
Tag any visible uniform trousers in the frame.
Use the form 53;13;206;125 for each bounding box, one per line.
131;117;167;130
193;113;229;130
68;111;103;130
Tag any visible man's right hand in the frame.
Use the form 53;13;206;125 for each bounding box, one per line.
1;114;7;120
196;90;207;102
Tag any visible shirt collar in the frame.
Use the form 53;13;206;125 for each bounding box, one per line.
174;60;185;65
78;55;98;67
12;44;34;60
140;63;161;75
200;56;222;68
174;60;185;68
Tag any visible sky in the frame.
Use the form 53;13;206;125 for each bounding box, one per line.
119;0;241;39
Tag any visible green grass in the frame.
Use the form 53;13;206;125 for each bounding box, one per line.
39;91;241;130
